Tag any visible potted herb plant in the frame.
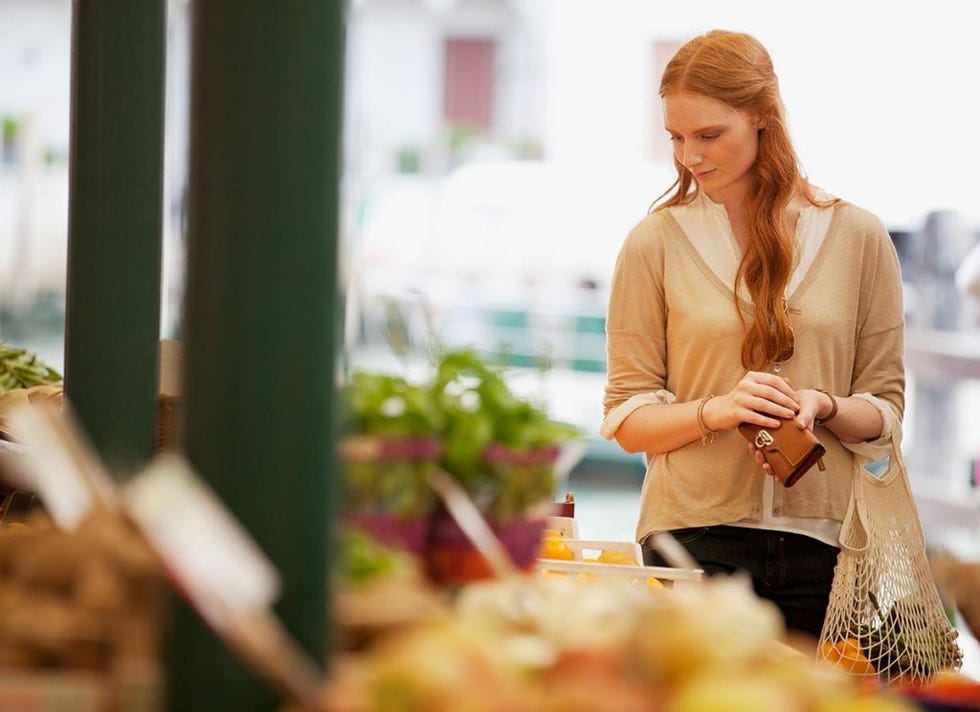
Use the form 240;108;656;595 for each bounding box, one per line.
424;347;582;584
338;370;445;557
339;346;583;583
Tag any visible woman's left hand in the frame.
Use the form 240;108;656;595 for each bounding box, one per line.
790;389;828;431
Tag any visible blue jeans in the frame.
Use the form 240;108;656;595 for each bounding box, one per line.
642;525;840;638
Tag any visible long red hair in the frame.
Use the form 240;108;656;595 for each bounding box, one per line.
652;30;836;370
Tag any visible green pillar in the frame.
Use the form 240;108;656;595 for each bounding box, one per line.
170;2;345;710
64;0;166;475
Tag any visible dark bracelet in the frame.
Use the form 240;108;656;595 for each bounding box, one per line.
814;389;839;425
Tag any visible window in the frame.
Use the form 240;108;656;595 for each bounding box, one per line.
443;37;496;131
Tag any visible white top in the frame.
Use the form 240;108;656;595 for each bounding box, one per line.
673;190;834;300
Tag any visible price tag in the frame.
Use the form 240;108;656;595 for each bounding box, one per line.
122;454;281;630
3;401;118;529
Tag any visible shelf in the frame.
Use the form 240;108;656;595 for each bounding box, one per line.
906;329;980;381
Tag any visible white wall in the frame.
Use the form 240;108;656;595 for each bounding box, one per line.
0;0;71;155
4;0;980;303
539;0;980;230
0;0;71;299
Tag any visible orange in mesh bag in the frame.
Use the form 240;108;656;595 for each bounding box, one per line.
817;434;963;683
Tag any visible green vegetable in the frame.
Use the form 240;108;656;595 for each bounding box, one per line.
0;342;62;393
334;529;412;584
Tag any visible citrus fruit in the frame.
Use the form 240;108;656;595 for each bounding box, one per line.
539;536;575;561
821;638;876;677
597;550;639;566
646;576;666;591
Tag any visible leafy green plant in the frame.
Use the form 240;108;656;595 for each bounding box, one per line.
334;528;415;586
341;370;444;438
339;371;444;522
430;347;581;519
339;347;582;524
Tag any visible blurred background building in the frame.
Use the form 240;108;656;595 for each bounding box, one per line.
1;0;979;552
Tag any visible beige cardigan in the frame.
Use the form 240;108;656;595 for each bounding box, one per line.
603;200;906;542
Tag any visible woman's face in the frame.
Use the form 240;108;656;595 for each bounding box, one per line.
663;89;761;206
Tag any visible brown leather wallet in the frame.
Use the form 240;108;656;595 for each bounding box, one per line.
738;417;826;487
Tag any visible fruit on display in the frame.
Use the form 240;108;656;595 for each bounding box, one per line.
534;648;656;712
537;531;574;561
331;529;447;650
645;575;666;591
630;572;787;686
354;619;531;712
596;549;639;566
334;529;418;586
535;532;670;591
668;668;808;712
455;573;653;655
894;670;980;708
320;572;927;711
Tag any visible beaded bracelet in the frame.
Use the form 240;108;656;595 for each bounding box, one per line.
814;389;839;426
697;394;718;445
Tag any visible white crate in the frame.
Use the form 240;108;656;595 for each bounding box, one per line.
535;537;703;588
545;515;578;539
562;538;642;564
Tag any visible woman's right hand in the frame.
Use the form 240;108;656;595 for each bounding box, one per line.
702;371;800;433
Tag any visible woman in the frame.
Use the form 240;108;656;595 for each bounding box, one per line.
601;29;905;638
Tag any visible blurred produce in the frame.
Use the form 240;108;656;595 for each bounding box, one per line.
893;670;980;710
332;529;448;652
0;341;62;394
311;573;925;712
339;347;582;584
0;488;42;529
0;370;64;551
537;530;574;561
334;528;418;586
535;532;675;592
0;509;165;709
931;552;980;642
0;383;63;442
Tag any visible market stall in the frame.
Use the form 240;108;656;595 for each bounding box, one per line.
5;342;980;710
3;0;980;710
